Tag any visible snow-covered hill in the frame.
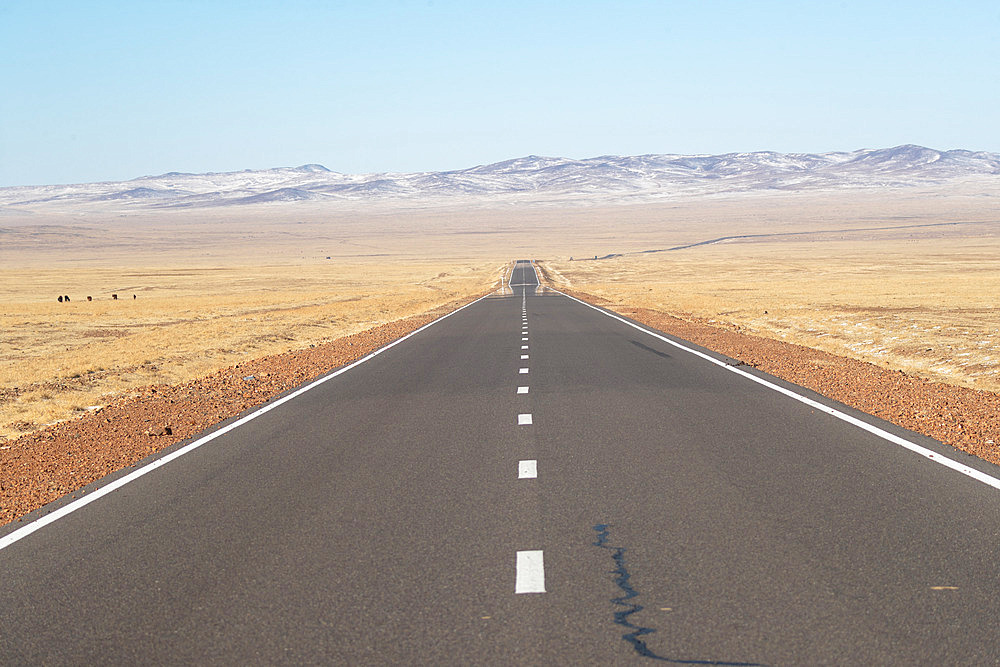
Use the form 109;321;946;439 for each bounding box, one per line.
3;145;998;210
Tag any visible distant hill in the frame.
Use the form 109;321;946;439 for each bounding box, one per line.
2;145;998;209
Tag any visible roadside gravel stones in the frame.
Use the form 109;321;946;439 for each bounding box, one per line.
0;293;489;527
3;287;999;528
564;289;1000;469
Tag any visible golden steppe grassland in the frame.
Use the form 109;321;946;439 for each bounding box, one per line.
0;203;517;439
2;181;999;440
540;183;1000;395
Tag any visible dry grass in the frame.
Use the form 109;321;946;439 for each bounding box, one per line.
4;183;999;440
544;234;1000;394
0;260;499;439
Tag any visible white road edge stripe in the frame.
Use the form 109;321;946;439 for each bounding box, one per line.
518;460;537;479
515;550;545;593
0;292;495;552
555;289;1000;492
518;413;533;425
517;386;529;394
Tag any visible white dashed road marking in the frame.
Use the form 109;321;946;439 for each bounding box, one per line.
514;271;546;595
515;550;546;594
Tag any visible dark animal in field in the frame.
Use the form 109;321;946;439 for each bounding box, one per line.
57;296;63;303
87;296;92;301
112;294;118;300
64;295;70;302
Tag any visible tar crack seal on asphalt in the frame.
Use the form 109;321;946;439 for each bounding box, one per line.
592;524;763;666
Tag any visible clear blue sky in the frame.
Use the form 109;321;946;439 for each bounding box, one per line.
2;0;998;186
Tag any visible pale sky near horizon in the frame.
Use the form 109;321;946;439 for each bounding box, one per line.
1;1;998;186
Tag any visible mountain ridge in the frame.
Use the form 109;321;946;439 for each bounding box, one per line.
3;145;998;209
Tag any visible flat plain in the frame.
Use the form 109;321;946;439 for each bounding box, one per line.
2;182;999;441
547;237;1000;394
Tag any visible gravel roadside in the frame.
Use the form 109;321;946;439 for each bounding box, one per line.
0;291;491;527
4;284;999;529
561;287;1000;468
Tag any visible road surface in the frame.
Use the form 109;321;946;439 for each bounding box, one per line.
3;259;1000;664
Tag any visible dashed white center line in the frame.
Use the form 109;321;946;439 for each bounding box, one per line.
521;345;528;349
518;413;532;425
521;337;528;341
520;354;529;360
519;367;529;374
518;459;537;479
515;550;546;593
517;386;529;394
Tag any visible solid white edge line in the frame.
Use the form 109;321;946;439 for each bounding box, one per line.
0;291;495;552
518;459;538;479
554;289;1000;492
515;550;545;593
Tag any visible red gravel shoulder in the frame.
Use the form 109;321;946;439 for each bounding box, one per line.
0;292;489;527
561;287;1000;467
5;285;999;529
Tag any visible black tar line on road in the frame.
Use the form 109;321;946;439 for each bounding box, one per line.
593;524;763;666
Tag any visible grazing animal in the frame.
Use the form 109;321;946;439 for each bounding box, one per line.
87;296;92;301
133;294;136;299
57;296;63;303
64;295;70;302
112;294;118;300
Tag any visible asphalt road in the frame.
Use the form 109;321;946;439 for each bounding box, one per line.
3;259;1000;664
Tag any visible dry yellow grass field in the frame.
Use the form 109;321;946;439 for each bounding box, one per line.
3;184;998;440
0;259;501;439
541;187;1000;395
544;238;1000;393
